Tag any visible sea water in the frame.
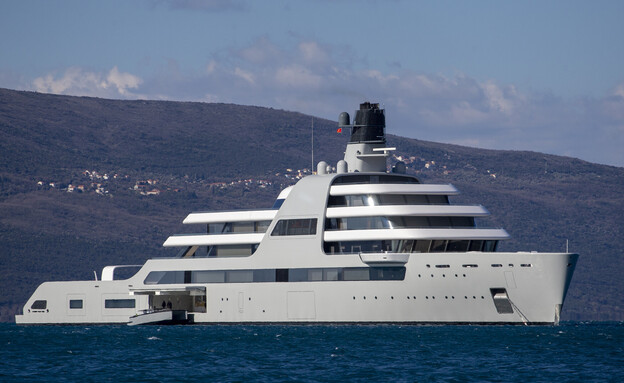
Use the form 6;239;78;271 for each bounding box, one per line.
1;322;622;382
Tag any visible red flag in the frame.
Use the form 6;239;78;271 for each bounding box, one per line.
337;128;342;133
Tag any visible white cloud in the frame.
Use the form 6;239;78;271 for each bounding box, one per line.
237;37;282;64
23;37;624;166
106;67;142;95
205;60;217;74
233;67;255;84
298;41;329;65
613;83;624;99
482;80;515;114
275;65;322;89
33;67;142;98
364;70;399;85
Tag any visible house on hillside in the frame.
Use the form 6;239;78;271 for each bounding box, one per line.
141;189;161;196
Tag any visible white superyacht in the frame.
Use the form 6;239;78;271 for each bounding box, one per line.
16;102;578;325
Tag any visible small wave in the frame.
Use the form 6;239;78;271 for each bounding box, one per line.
147;336;161;341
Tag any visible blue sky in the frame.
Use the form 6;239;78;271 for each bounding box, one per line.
1;0;623;166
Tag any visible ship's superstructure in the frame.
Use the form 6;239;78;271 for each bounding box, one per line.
16;102;578;325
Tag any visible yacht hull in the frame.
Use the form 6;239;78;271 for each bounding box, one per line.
15;251;577;325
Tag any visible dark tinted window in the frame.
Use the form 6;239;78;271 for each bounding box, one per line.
428;217;452;227
332;175;419;185
447;240;469;252
450;217;475;227
105;299;135;309
31;300;47;310
427;195;449;204
430;240;447;252
484;240;498;252
469;240;484;251
271;219;317;236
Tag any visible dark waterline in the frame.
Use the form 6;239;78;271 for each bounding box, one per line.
2;322;622;382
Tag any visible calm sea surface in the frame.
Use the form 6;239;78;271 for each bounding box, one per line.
1;322;622;382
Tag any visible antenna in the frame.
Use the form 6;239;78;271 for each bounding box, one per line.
566;239;569;253
311;118;314;173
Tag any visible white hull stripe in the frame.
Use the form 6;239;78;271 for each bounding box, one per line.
163;233;265;247
323;228;510;241
326;205;489;218
329;184;458;196
183;210;277;224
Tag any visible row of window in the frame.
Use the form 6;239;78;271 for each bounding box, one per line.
201;213;475;239
30;299;136;311
180;244;259;258
144;267;406;285
331;174;419;185
180;239;499;259
328;194;449;207
324;239;498;254
325;216;475;231
207;221;271;234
